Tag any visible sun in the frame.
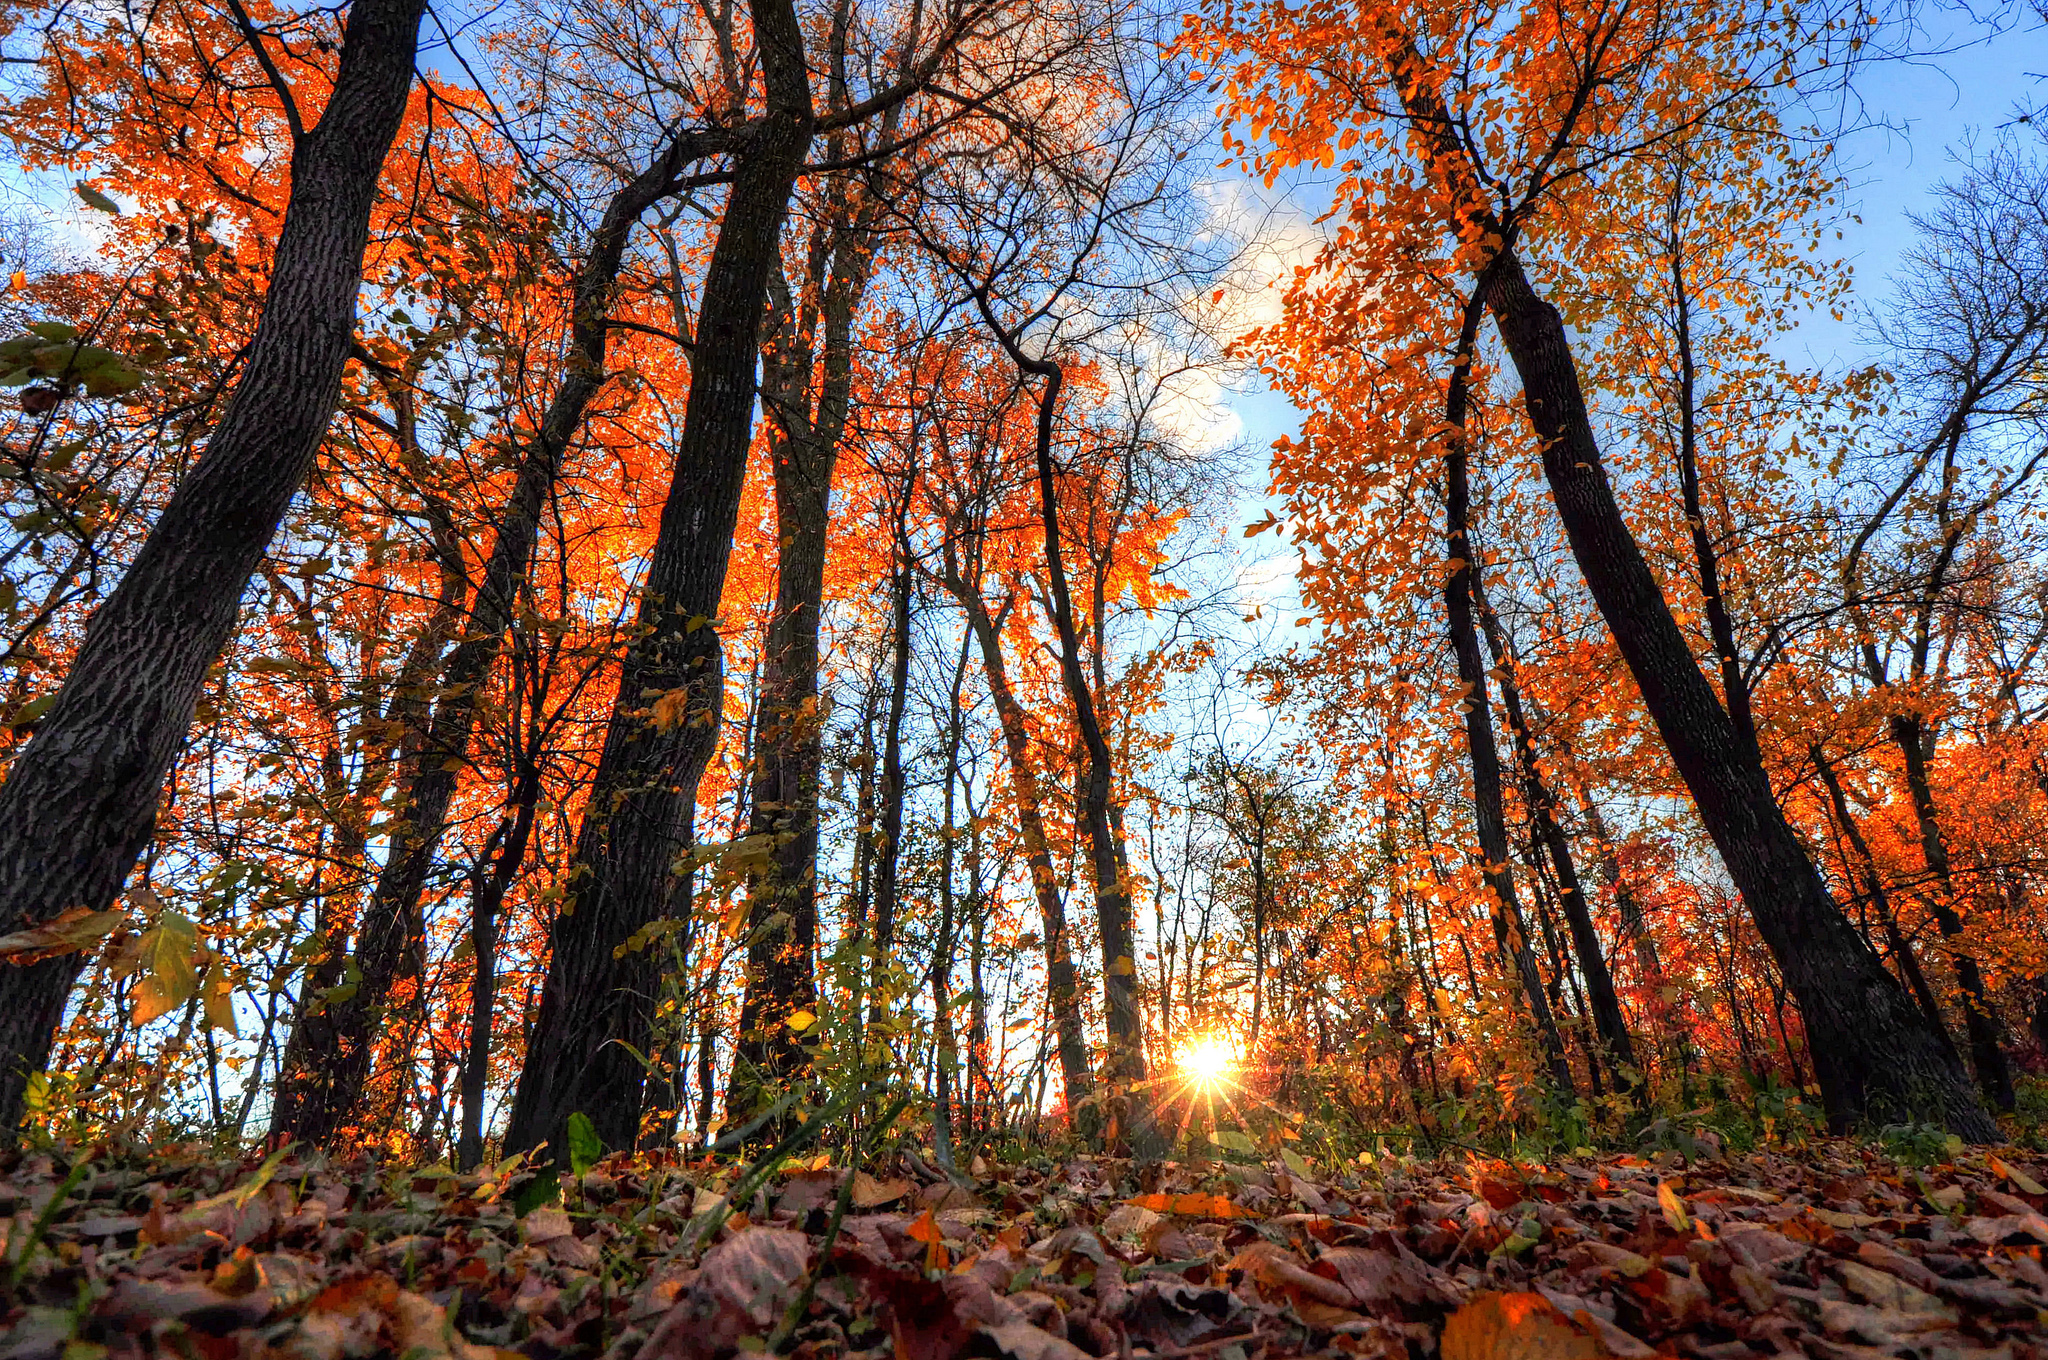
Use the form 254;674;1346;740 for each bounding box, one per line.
1177;1034;1239;1093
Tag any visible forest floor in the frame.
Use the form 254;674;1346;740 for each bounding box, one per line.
5;1134;2048;1360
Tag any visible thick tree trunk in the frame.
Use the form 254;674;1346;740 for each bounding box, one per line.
1380;30;1989;1138
0;0;428;1133
269;133;708;1145
1888;713;2014;1110
1439;291;1575;1098
943;574;1096;1127
503;0;817;1158
1483;250;1990;1138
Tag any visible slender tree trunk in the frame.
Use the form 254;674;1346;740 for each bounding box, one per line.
504;0;818;1158
0;0;428;1132
1889;713;2014;1111
1438;288;1575;1097
1811;744;1960;1062
1579;791;1662;981
1474;574;1638;1092
457;763;542;1170
866;549;913;1014
731;165;889;1112
942;573;1096;1127
976;309;1150;1149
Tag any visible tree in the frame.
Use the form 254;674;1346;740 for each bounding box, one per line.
0;0;429;1132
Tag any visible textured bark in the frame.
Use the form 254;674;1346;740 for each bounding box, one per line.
942;573;1097;1126
269;129;711;1145
503;0;817;1158
1381;27;1989;1138
0;0;428;1133
1439;292;1575;1097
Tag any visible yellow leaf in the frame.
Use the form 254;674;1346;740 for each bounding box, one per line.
786;1010;818;1033
203;963;238;1036
1657;1180;1690;1233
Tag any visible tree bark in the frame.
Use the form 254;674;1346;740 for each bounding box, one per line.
1473;573;1639;1093
1888;713;2014;1110
503;0;818;1159
1810;744;1960;1063
730;174;887;1113
1381;30;1990;1139
0;0;428;1133
975;307;1150;1150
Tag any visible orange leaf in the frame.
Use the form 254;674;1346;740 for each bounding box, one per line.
1124;1192;1255;1219
1440;1291;1611;1360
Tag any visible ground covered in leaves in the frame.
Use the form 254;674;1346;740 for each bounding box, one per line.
6;1136;2048;1360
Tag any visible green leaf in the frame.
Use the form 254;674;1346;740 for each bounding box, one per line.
1208;1129;1258;1157
566;1111;604;1176
512;1171;560;1216
25;322;76;343
131;911;199;1024
73;183;120;215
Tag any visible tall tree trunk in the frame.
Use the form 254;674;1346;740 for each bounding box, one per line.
730;177;886;1114
1579;791;1662;981
457;762;543;1170
0;0;428;1132
1887;714;2013;1110
1384;33;1990;1139
1473;574;1639;1092
1492;247;1989;1135
270;132;709;1144
866;548;913;1014
976;308;1150;1150
1439;288;1575;1097
940;570;1095;1128
503;0;818;1158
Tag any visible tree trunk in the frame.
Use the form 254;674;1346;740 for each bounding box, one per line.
1887;713;2014;1110
1473;574;1639;1092
0;0;428;1133
942;572;1096;1128
503;0;817;1158
730;182;885;1114
977;310;1150;1150
1439;289;1575;1098
1382;32;1990;1139
270;132;708;1144
1810;744;1960;1063
1484;248;1989;1137
457;763;543;1170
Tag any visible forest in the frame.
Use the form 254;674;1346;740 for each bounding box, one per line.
4;0;2048;1354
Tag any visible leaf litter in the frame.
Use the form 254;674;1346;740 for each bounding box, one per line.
4;1139;2047;1360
